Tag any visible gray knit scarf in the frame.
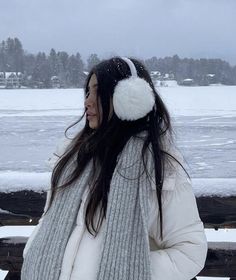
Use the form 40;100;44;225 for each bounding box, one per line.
21;134;152;280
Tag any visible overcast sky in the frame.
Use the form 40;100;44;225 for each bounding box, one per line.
1;0;236;65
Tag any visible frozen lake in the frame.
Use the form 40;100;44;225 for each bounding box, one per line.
1;114;236;179
0;87;235;178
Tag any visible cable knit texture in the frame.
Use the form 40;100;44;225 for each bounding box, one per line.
21;131;155;280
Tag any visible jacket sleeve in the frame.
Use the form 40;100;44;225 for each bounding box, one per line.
148;148;208;280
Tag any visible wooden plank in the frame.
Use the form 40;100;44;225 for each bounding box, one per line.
0;191;46;225
4;272;20;280
0;238;236;277
1;191;236;228
199;242;236;277
197;196;236;229
0;237;27;271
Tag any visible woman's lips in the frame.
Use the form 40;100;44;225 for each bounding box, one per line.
87;114;96;119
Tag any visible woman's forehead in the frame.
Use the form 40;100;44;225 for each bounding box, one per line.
88;74;98;89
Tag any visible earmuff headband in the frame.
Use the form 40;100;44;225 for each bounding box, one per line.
112;57;155;121
121;57;138;77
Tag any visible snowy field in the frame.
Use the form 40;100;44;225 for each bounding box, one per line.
0;86;236;279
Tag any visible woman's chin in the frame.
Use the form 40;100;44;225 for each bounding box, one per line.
88;122;98;129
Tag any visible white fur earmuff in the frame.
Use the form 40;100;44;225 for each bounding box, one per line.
113;57;155;121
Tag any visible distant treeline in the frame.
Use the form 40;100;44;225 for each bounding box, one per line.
145;55;236;86
0;37;236;88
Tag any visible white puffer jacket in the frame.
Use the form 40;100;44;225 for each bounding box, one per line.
23;138;208;280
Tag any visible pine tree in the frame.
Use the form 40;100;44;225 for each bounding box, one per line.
49;48;60;76
67;54;85;87
87;53;100;71
13;38;24;73
32;52;51;88
0;40;7;72
57;51;69;87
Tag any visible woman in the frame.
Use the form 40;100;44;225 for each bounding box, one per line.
21;57;208;280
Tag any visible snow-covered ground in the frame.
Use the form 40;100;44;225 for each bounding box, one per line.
158;85;236;117
0;86;235;279
1;172;236;198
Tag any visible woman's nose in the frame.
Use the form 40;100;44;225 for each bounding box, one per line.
84;95;93;108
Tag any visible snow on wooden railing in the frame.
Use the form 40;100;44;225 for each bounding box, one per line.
0;190;236;280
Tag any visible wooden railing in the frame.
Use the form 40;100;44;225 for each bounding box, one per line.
0;190;236;279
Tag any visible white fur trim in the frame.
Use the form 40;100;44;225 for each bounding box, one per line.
113;77;155;121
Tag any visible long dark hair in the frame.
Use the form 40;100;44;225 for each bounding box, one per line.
45;56;190;241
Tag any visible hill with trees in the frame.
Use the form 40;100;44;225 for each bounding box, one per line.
0;37;235;88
